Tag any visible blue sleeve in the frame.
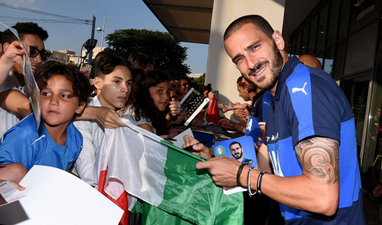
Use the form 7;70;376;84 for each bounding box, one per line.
0;115;38;170
284;64;349;146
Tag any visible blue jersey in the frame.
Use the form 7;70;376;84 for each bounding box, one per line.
265;57;364;224
0;113;83;171
245;90;272;143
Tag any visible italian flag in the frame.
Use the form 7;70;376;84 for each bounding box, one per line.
94;119;243;224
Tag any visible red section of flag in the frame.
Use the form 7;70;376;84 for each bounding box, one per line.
99;168;129;225
206;96;220;124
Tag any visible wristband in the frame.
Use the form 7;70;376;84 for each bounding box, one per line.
247;167;257;196
257;171;267;195
236;163;246;187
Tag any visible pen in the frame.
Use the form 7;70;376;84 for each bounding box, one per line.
183;141;207;151
165;138;177;142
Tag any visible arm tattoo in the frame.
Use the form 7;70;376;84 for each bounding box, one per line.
295;137;339;185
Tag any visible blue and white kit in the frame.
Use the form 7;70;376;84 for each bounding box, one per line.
265;56;364;224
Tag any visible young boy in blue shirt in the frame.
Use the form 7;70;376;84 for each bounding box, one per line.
0;60;92;189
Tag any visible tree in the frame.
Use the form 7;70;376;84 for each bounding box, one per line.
193;73;205;91
105;29;190;78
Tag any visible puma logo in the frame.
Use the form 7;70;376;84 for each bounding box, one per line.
264;101;270;107
292;82;307;95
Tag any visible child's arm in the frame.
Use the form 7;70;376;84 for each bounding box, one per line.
0;89;32;117
0;162;27;191
0;41;26;87
75;106;126;129
0;41;32;118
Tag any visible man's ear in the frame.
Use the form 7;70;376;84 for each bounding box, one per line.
272;30;285;51
75;101;86;114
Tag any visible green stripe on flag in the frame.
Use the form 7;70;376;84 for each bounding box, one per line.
139;140;244;225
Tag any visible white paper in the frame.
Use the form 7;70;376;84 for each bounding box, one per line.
0;180;25;202
13;165;123;225
172;128;194;148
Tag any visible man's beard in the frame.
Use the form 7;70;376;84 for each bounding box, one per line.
234;152;242;160
245;41;283;91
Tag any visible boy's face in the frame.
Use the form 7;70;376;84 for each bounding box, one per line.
94;65;132;110
3;34;45;75
40;75;85;129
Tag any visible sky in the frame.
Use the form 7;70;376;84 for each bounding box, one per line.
0;0;209;74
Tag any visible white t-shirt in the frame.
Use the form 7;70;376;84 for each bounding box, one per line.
73;96;104;187
0;72;26;137
122;106;156;134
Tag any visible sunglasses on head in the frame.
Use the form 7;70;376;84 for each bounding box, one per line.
29;46;51;62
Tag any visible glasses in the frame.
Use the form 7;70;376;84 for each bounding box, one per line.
29;46;51;62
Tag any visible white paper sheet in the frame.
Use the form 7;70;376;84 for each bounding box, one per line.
172;128;194;148
8;165;123;225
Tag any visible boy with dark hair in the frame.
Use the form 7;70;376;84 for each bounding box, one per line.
73;51;133;187
0;22;50;137
0;61;92;188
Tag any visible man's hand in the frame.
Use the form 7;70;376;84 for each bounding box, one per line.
196;156;241;187
183;135;212;160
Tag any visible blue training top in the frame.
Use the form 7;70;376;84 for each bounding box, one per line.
245;90;272;143
0;113;83;171
265;56;365;224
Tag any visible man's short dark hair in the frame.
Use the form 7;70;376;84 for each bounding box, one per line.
0;31;3;44
237;76;246;88
237;76;258;93
2;22;48;45
128;52;154;71
224;15;274;42
94;51;130;79
229;141;242;149
35;61;92;104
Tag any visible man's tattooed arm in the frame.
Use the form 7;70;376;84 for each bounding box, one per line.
295;137;339;185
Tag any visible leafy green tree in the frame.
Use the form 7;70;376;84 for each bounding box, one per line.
105;29;190;78
193;73;205;91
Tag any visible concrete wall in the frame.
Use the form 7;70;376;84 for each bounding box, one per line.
205;0;285;121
